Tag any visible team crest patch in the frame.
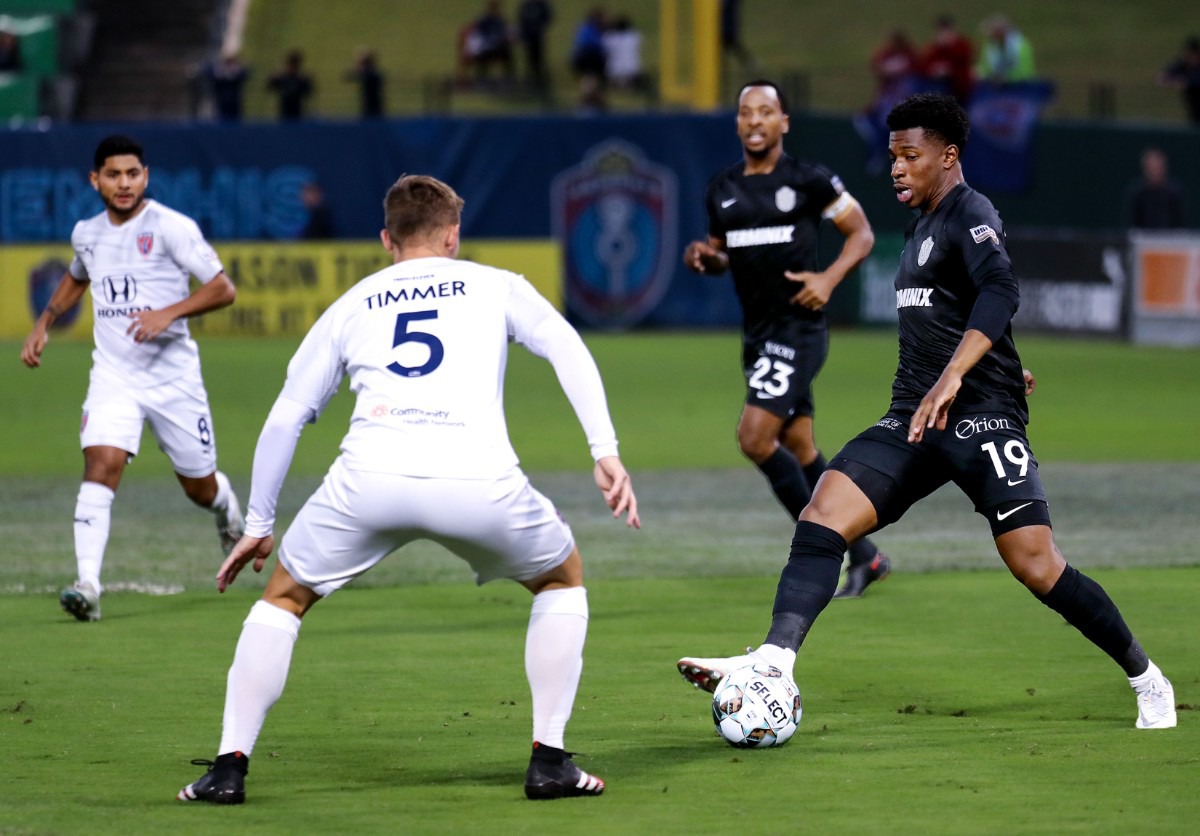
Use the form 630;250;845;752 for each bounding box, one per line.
970;224;999;245
917;236;934;266
775;186;797;212
551;139;678;327
136;232;154;256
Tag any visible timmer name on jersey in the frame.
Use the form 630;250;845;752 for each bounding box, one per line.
705;154;848;337
892;183;1028;422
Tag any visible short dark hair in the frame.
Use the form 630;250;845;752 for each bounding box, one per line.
738;79;789;114
886;93;969;152
93;135;144;170
383;174;464;246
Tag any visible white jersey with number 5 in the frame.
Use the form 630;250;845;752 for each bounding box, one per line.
279;256;618;479
69;199;225;388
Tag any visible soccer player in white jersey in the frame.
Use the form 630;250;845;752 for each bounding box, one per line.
20;135;245;622
177;174;640;805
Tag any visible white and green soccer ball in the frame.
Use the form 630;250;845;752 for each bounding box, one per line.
711;662;802;748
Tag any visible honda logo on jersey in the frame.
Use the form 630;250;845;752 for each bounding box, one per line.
137;232;154;256
102;275;137;305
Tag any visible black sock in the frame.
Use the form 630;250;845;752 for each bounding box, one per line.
801;451;880;567
1035;565;1148;677
755;446;812;519
764;521;845;651
530;742;566;763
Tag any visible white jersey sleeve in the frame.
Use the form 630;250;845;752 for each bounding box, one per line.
244;396;312;536
508;278;619;461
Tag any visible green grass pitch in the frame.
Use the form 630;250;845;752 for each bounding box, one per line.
2;331;1198;833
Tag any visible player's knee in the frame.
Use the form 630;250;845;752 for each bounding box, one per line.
736;430;775;463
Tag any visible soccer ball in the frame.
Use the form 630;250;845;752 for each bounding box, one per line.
711;663;802;748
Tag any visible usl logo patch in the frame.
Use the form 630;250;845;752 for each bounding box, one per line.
970;224;999;246
137;232;154;256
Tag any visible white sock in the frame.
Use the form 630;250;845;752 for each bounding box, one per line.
1129;660;1163;690
753;643;797;679
210;471;233;519
525;586;588;750
218;600;302;756
73;482;114;592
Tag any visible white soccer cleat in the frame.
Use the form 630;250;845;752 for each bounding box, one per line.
1131;664;1177;730
676;649;759;693
217;490;245;557
60;581;101;622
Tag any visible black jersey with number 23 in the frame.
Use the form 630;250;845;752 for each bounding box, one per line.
705;154;845;338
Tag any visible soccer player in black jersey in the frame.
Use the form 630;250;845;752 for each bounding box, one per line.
678;92;1176;730
683;79;891;598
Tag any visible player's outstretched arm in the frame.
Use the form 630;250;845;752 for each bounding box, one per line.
594;455;640;529
127;272;237;343
908;329;994;443
217;534;276;592
21;272;88;368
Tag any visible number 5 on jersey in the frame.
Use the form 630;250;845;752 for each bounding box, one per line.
388;310;444;378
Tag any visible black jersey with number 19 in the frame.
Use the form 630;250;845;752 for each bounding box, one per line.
705;154;844;339
892;183;1028;422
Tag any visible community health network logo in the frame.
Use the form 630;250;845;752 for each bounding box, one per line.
551;140;677;327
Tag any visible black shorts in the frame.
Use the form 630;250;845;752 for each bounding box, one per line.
828;409;1049;529
741;323;828;420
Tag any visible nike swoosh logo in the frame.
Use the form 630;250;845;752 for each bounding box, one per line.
996;502;1033;521
1007;479;1026;486
721;198;737;208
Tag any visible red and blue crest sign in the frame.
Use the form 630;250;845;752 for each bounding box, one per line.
551;140;677;327
136;232;154;256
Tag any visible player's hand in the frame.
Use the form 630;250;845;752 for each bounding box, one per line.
908;373;962;443
217;533;276;592
785;270;835;310
683;240;723;275
594;456;640;529
126;308;174;343
20;327;49;368
1023;368;1036;396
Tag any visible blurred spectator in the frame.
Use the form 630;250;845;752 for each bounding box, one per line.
1157;36;1200;125
603;15;646;90
721;0;757;71
0;29;22;72
921;14;974;103
517;0;553;90
468;0;516;84
570;8;608;110
870;29;921;107
299;182;334;239
203;50;250;122
345;48;385;118
976;14;1035;84
268;50;314;121
1125;148;1186;230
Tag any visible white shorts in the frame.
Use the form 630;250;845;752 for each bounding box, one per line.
80;366;218;478
278;460;576;597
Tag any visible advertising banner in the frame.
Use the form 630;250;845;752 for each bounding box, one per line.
1;240;560;340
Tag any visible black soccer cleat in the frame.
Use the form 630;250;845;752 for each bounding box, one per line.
524;742;605;800
177;751;249;804
834;552;891;599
